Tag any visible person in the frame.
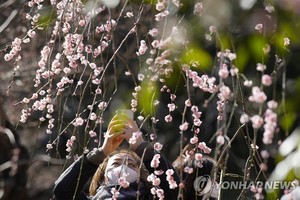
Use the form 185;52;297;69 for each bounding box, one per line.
53;114;179;199
0;97;29;200
172;143;218;200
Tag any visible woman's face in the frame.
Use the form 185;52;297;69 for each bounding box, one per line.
106;152;139;172
104;152;140;184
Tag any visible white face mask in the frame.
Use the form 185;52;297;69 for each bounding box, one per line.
105;165;138;185
210;182;220;198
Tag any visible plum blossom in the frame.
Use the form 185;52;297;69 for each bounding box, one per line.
98;101;107;110
155;10;169;21
244;80;253;87
89;130;97;137
216;135;225;145
156;188;164;199
151;154;161;168
156;2;165;11
248;86;267;104
262;74;272;86
218;85;231;100
190;136;198;144
149;28;159;37
73;117;84;126
118;177;130;188
193;2;203;16
250;115;264;129
129;131;142;145
147;173;161;187
66;136;76;152
267;100;278;109
125;12;134;18
179;122;189;132
4;37;22;61
265;5;275;13
262;108;277;144
166;169;178;189
256;63;266;72
240;113;250;124
284;37;290;47
46;143;53;150
168;103;176;112
198;142;211;154
195;153;203;161
137;40;148;56
184;69;217;93
255;23;263;33
218;64;229;79
154;142;163;151
184;166;194;174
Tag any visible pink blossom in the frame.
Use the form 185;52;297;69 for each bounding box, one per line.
184;166;194;174
79;19;85;26
137;40;148;56
150;154;161;168
216;135;225;145
46;143;53;150
265;5;274;13
179;122;189;131
255;23;263;33
218;64;229;79
89;131;97;137
156;2;165;11
193;2;203;16
118;177;130;188
154;142;163;151
256;63;266;72
89;113;97;120
240;113;250;124
195;153;203;161
249;87;267;104
203;147;211;154
152;177;161;186
198;142;207;150
284;37;290;47
262;74;272;86
98;101;107;110
170;94;176;101
168;103;176;112
219;85;231;100
150;187;156;195
149;28;159;37
156;189;164;198
250;115;264;129
129;131;142;145
179;182;185;189
125;12;134;18
190;136;198;144
244;80;253;87
166;169;177;189
267;100;278;109
185;99;192;107
165;169;174;176
73;117;84;126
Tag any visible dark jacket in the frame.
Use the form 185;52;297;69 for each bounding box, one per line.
53;142;179;200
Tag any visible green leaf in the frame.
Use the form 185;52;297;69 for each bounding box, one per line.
137;79;159;116
182;45;212;70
